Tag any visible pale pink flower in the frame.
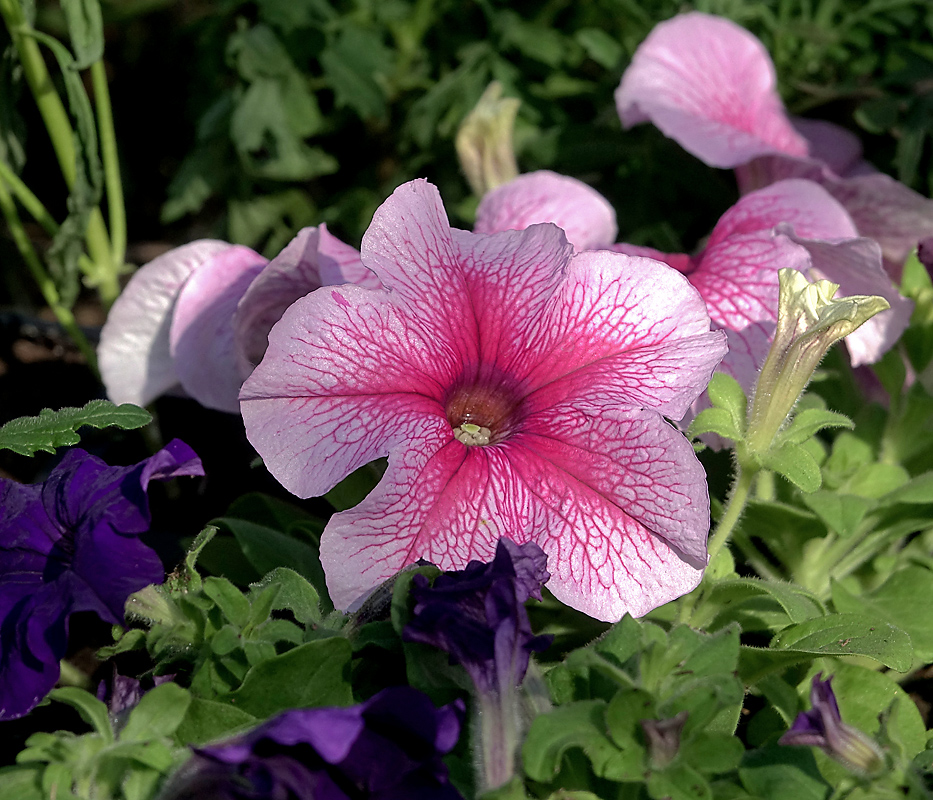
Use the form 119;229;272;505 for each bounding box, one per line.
477;172;911;397
99;226;374;413
616;11;933;277
239;179;727;622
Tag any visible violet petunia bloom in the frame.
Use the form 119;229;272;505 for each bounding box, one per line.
99;226;377;413
616;11;933;278
0;440;203;720
404;538;552;695
240;178;727;622
780;673;885;777
162;687;465;800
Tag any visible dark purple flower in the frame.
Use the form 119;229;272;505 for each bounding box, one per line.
0;439;203;720
403;538;551;696
162;687;466;800
779;673;885;776
96;668;175;729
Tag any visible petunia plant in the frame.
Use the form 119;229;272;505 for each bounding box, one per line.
3;4;933;800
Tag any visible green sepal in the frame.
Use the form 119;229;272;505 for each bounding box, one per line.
774;407;853;447
758;443;822;492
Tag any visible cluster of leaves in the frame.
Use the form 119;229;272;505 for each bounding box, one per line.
24;0;918;259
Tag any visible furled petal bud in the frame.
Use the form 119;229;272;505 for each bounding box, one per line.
456;81;521;196
780;674;886;777
641;711;689;769
747;270;890;453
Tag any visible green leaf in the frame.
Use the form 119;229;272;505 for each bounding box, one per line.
738;744;830;800
0;766;44;800
0;400;151;456
48;687;113;742
688;407;741;442
217;637;352;717
759;443;822;492
60;0;104;69
707;372;748;423
776;408;853;446
251;567;322;626
706;579;824;626
574;28;623;69
800;491;873;537
647;762;711;800
202;576;251;628
881;470;933;505
119;682;192;741
176;697;258;745
320;24;392;119
522;700;634;782
831;566;933;664
771;613;912;671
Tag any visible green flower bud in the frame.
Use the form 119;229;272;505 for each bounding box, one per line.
455;82;520;197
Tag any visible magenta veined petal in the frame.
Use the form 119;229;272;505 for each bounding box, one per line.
234;224;379;371
243;178;727;621
169;246;268;413
616;12;808;168
99;240;245;407
473;170;618;251
319;403;709;622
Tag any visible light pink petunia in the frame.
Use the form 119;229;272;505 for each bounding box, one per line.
99;225;369;413
473;170;618;251
613;180;912;392
617;12;933;277
615;11;808;168
239;179;728;622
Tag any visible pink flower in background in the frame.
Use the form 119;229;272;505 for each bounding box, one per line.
99;225;376;413
616;11;933;277
240;179;727;622
477;172;911;398
474;170;617;251
613;180;912;394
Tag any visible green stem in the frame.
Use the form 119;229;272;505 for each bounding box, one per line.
707;465;757;564
0;157;59;236
0;0;118;305
91;59;126;285
0;174;100;375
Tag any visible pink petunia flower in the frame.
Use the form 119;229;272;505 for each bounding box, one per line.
615;11;933;277
239;179;728;622
99;226;376;413
477;171;911;398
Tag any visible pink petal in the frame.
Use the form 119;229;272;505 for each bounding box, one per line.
615;12;808;168
169;246;268;413
473;170;618;250
792;118;866;177
823;172;933;278
708;179;857;246
234;225;378;370
99;240;237;407
778;228;913;367
239;285;458;499
363;179;575;365
523;251;727;421
609;243;693;274
320;403;708;621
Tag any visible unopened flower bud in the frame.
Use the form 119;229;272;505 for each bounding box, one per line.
746;269;889;454
456;82;520;197
780;673;886;778
641;710;688;768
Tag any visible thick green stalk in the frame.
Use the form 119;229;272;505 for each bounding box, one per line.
0;157;59;236
0;175;100;374
706;465;756;564
91;59;126;278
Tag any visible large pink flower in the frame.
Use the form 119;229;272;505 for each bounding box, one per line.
615;11;933;277
239;179;727;622
99;226;375;413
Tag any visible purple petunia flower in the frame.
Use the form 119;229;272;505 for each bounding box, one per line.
99;226;378;413
779;673;885;777
404;538;552;696
0;440;203;720
161;687;465;800
240;178;727;622
615;11;933;279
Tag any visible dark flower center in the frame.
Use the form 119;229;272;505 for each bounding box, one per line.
444;381;523;446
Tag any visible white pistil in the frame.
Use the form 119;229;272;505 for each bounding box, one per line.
454;423;492;446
